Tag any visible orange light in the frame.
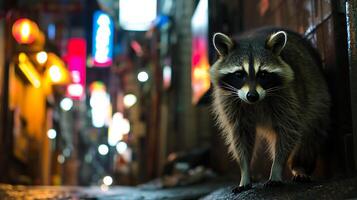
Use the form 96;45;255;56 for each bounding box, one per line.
12;18;40;44
49;65;62;83
18;53;41;88
36;51;48;65
45;53;70;84
89;81;106;93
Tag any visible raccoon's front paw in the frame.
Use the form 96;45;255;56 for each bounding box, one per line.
263;180;283;187
292;174;311;183
232;184;252;194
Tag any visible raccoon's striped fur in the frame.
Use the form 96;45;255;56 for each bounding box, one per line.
210;27;330;192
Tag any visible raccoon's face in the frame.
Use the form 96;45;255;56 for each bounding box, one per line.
211;31;294;104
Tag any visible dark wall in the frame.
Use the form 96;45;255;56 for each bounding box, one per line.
242;0;353;176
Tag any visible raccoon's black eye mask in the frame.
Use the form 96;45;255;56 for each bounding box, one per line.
217;69;284;91
257;71;283;89
218;70;246;90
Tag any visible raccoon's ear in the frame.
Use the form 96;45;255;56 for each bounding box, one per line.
213;33;234;57
266;31;287;55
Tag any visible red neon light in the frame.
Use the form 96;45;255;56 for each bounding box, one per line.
192;36;210;104
92;59;112;67
65;38;87;100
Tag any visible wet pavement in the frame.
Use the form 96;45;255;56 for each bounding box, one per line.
1;177;357;200
0;180;233;200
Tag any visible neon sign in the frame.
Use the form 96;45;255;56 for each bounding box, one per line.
65;38;86;100
191;0;210;104
92;11;114;67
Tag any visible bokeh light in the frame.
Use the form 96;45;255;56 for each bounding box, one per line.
137;71;149;82
60;98;73;111
123;94;137;108
36;51;48;64
47;129;57;139
116;141;128;154
103;176;113;186
98;144;109;156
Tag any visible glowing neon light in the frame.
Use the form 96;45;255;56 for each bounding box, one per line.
92;11;114;67
66;38;86;100
90;81;111;128
49;65;62;83
67;83;84;97
191;0;210;104
36;51;48;64
119;0;157;31
18;53;41;88
48;24;56;40
108;112;130;146
12;18;39;44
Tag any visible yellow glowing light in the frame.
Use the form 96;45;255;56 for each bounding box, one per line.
89;81;106;93
19;53;27;62
193;68;208;79
36;51;48;64
21;22;30;39
192;61;211;104
45;53;70;84
18;53;41;88
12;18;39;44
49;65;62;83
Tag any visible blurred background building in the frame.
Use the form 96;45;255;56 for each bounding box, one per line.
0;0;356;187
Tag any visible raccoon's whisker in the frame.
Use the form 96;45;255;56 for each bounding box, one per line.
221;91;237;97
221;87;236;93
220;92;242;105
266;86;287;93
226;94;242;104
221;82;238;92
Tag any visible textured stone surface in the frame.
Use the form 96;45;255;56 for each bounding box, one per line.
202;177;357;200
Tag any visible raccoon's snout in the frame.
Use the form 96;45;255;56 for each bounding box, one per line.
246;91;259;103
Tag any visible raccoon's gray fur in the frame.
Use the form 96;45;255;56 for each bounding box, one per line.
210;27;330;192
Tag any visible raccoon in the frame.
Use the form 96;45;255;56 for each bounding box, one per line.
210;27;330;192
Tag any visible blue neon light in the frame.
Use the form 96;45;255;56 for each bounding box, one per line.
92;11;114;67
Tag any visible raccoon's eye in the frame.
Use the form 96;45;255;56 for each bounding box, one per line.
234;71;244;78
259;71;269;78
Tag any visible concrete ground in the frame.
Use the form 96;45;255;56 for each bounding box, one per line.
0;177;357;199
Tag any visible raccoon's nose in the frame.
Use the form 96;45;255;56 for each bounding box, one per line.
246;91;259;103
